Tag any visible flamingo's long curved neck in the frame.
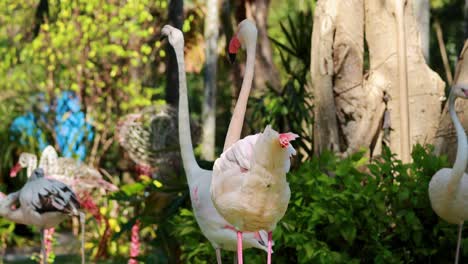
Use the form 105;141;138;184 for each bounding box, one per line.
447;91;468;194
173;40;201;181
39;146;58;175
223;41;257;151
26;156;38;178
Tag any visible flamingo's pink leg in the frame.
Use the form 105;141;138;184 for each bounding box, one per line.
267;231;273;264
237;231;243;264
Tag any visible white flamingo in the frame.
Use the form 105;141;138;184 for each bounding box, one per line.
10;145;117;194
9;146;116;261
429;83;468;264
0;168;85;264
162;24;269;264
211;125;297;264
210;19;298;264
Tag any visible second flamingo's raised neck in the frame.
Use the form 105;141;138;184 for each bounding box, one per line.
447;86;468;194
223;19;258;151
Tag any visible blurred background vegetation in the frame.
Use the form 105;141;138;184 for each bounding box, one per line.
0;0;467;263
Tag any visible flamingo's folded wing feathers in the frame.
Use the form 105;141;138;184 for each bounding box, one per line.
33;179;80;215
221;134;259;171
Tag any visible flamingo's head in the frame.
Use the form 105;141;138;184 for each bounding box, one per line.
253;125;298;170
161;25;184;50
452;83;468;99
228;19;257;63
10;153;37;177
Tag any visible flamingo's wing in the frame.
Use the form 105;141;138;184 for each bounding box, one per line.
218;134;259;172
28;179;80;215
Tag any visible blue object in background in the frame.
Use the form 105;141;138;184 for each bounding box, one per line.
10;91;94;160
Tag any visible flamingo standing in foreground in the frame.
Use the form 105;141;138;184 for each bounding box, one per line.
211;125;297;264
210;19;298;264
162;24;270;263
0;168;85;264
429;84;468;264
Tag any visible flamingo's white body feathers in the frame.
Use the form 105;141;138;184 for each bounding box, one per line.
190;168;269;251
429;168;468;224
211;125;296;232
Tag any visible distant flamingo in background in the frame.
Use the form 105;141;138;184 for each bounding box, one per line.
162;24;270;264
9;146;116;262
0;168;85;264
429;84;468;264
10;145;117;204
210;19;298;264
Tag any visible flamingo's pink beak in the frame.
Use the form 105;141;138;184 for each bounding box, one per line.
9;163;22;177
279;133;299;148
228;35;241;63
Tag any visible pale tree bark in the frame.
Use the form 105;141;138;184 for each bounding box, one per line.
310;0;445;158
395;0;411;163
365;0;444;158
412;0;430;62
245;0;281;92
201;0;219;161
310;0;385;156
309;0;341;154
434;41;468;163
334;0;386;157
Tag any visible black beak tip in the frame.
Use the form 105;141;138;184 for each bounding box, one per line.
228;53;236;64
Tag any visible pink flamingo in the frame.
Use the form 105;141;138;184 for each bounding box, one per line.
210;20;298;264
162;24;270;263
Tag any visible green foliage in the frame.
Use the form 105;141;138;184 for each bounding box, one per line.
0;0;168;163
273;144;459;263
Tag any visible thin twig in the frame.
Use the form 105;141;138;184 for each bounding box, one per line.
434;19;453;85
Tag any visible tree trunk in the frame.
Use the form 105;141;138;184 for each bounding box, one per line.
310;0;445;158
309;0;341;154
165;0;184;107
365;0;444;158
245;0;281;93
412;0;430;63
333;0;387;157
201;0;219;161
434;41;468;163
